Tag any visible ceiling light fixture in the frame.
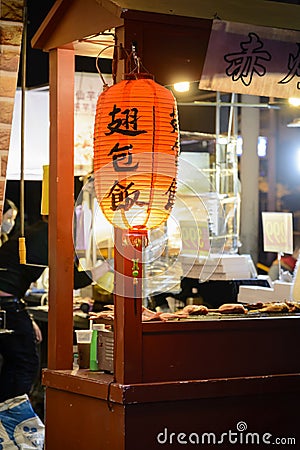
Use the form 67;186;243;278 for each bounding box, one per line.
287;118;300;127
288;97;300;107
174;81;190;93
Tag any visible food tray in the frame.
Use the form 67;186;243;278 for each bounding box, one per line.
180;311;300;321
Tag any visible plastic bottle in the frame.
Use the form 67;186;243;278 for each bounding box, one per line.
89;324;105;371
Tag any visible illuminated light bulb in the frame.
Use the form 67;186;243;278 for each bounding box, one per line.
174;81;190;93
288;97;300;107
287;118;300;128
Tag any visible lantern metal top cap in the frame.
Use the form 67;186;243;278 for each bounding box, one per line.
124;73;154;81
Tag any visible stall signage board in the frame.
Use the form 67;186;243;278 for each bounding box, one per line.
199;20;300;99
180;220;210;256
262;212;293;254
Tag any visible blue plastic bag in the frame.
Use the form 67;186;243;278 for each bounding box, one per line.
0;394;44;449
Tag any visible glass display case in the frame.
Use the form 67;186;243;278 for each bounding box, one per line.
177;131;241;255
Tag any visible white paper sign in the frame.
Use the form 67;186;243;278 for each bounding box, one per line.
262;212;293;254
180;220;210;256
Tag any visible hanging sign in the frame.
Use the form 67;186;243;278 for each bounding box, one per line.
199;20;300;99
262;212;293;254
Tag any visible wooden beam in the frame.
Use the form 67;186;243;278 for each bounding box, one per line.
48;47;75;369
31;0;123;52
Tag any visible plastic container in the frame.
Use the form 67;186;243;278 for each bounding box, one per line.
75;329;92;369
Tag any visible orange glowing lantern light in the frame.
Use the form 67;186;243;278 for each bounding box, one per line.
93;73;179;230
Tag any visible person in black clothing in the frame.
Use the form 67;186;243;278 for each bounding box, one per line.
0;218;107;403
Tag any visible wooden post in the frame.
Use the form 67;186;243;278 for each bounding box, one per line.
114;228;147;384
48;47;75;369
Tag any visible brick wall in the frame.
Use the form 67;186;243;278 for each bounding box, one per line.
0;0;24;220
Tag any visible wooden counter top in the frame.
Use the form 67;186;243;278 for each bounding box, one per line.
43;368;300;405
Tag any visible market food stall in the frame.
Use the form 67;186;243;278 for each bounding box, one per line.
31;1;300;449
43;314;300;448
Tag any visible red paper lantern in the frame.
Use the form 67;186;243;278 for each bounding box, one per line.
93;74;179;230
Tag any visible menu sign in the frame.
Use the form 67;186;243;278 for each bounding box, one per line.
262;212;293;254
181;220;210;256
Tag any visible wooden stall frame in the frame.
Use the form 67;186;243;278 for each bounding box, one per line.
31;2;300;448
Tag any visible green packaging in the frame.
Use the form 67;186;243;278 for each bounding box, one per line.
90;324;105;371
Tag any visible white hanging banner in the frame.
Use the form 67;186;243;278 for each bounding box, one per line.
199;20;300;99
74;72;112;175
262;212;293;254
7;73;112;180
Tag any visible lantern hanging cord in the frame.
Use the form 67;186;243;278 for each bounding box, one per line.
131;42;140;73
96;43;151;85
96;44;116;88
96;43;131;87
126;47;151;77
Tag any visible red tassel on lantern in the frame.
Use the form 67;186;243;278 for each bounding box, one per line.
93;73;179;230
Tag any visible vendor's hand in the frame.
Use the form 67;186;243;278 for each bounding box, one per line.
88;312;100;320
32;320;43;343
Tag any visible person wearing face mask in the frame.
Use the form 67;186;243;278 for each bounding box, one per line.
0;199;18;246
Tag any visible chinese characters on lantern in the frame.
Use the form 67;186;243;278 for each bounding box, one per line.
108;143;138;172
105;104;179;215
105;105;147;136
165;108;179;212
107;181;147;211
93;77;179;230
105;104;145;212
164;177;177;211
